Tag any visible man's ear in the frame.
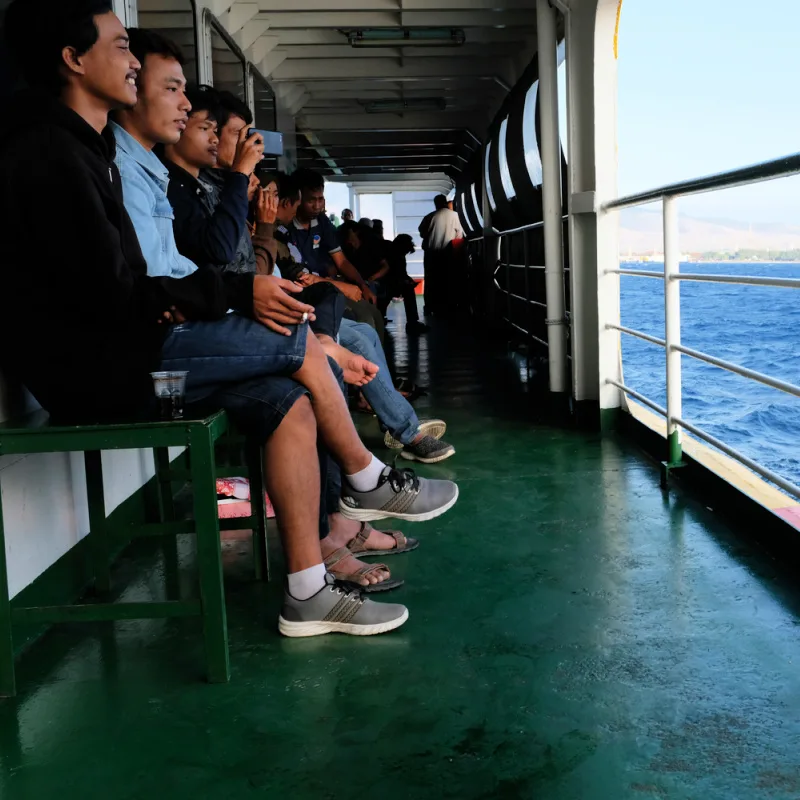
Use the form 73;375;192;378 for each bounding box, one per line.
61;46;87;78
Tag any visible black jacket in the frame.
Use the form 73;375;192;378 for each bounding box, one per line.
0;91;253;420
163;159;252;272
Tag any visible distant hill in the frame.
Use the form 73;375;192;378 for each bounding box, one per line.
619;208;800;255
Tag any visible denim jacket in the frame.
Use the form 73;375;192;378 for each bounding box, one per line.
111;122;198;279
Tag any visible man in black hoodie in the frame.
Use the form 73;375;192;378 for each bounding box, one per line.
0;0;459;636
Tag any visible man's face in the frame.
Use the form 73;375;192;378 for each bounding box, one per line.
299;187;325;221
172;110;218;169
277;196;301;225
343;210;353;221
131;54;190;145
73;12;140;109
217;114;248;169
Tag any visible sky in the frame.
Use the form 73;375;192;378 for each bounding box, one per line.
617;0;800;225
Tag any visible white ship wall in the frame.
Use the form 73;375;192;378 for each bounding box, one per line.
0;379;158;599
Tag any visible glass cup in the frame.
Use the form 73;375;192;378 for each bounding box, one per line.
150;371;189;420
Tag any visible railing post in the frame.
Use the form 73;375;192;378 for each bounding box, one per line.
536;0;568;396
663;195;684;478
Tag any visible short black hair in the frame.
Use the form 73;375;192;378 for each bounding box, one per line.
185;84;222;123
3;0;113;94
393;233;415;253
127;28;184;74
294;168;325;194
274;171;301;204
260;171;301;204
215;89;253;127
434;194;448;210
337;220;361;246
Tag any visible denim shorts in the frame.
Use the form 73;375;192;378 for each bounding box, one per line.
160;313;309;441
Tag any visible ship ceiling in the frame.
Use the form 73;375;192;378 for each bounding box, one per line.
138;0;542;185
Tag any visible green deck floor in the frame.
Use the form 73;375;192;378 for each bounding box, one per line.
2;309;800;799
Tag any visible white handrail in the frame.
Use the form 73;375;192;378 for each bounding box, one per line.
607;379;667;417
606;323;666;348
604;151;800;210
606;268;665;278
675;273;800;289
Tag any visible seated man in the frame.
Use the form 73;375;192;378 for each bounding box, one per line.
0;2;457;634
337;220;390;297
268;172;456;465
291;169;386;342
158;86;410;587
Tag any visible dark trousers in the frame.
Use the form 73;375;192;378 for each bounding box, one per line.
378;278;420;325
423;247;452;314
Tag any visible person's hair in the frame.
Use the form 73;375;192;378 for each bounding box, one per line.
127;28;184;76
358;217;373;228
215;89;252;127
372;219;383;228
434;194;448;210
337;219;363;245
394;233;414;249
294;168;324;194
3;0;113;94
183;84;222;122
264;171;301;204
342;208;353;217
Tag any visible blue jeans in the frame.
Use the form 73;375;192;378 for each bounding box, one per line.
160;313;309;440
161;313;344;537
339;319;420;445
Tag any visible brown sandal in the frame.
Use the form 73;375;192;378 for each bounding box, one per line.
323;546;404;593
346;522;420;558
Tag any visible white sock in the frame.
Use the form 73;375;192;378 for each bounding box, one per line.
287;563;327;601
346;455;387;492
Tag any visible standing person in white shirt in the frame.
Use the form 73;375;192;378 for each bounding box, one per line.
419;195;464;315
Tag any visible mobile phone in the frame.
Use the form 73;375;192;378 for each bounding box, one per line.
247;128;283;156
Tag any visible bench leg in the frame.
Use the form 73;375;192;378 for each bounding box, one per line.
0;483;16;697
153;447;176;522
190;428;230;684
84;451;111;595
246;443;270;582
152;448;180;599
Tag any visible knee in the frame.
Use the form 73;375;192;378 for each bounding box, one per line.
281;394;316;441
361;323;381;350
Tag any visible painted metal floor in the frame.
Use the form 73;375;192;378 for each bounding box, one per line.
2;305;800;799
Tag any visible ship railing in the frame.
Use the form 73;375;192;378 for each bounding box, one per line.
486;217;570;349
602;152;800;500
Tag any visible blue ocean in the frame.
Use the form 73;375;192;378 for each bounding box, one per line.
619;262;800;489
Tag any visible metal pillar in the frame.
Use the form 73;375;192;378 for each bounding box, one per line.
663;195;683;467
536;0;568;394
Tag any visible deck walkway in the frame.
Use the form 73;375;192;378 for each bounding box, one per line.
2;306;800;799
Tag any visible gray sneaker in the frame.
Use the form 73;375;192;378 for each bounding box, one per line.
279;574;408;637
400;435;456;464
384;418;447;450
339;466;459;523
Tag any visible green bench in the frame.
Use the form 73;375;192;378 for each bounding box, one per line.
0;409;269;698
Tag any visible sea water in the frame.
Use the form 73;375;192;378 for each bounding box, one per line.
620;261;800;487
